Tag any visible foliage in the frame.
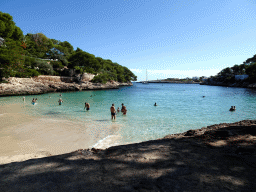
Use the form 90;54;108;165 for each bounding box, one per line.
91;72;112;84
0;12;23;40
68;51;101;74
15;68;40;78
207;54;256;84
24;33;53;58
245;62;256;82
34;60;54;75
0;11;137;83
0;38;25;79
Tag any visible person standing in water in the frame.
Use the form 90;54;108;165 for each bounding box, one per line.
84;102;90;111
121;103;127;115
110;104;116;120
58;98;63;105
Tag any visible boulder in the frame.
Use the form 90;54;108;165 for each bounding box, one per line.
80;73;95;82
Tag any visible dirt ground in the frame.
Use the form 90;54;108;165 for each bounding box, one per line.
1;120;255;192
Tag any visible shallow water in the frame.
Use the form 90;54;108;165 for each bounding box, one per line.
0;83;256;155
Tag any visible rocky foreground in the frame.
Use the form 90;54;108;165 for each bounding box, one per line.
1;120;255;192
0;75;132;96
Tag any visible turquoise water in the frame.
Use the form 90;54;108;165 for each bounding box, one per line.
1;83;256;146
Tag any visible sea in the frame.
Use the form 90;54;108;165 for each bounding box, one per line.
0;83;256;154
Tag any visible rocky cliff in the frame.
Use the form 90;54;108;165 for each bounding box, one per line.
0;75;132;96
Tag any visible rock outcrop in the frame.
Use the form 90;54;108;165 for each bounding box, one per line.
0;76;133;96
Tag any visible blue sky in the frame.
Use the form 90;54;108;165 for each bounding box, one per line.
2;0;256;81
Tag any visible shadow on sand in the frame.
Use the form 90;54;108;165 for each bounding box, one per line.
0;120;255;191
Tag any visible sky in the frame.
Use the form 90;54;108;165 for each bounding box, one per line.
2;0;256;81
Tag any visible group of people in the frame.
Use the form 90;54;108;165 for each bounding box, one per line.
83;102;127;120
110;103;127;120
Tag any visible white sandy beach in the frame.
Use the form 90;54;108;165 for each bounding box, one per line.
0;103;123;164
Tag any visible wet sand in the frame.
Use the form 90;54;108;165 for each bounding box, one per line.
0;103;123;164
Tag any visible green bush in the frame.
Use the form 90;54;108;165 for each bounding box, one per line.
15;69;40;78
91;73;110;84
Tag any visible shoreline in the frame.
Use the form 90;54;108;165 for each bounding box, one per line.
1;119;255;191
0;76;133;97
0;103;125;164
0;117;255;165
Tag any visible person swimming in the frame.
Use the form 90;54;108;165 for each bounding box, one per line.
229;106;236;111
117;107;120;112
154;102;157;106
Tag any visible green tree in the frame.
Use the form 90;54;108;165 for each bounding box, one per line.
245;63;256;82
68;51;100;74
0;38;25;79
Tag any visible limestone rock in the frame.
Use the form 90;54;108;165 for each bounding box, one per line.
0;76;133;96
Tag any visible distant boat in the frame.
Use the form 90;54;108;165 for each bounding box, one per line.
142;69;149;84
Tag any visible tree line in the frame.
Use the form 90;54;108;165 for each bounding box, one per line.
0;12;137;83
207;55;256;84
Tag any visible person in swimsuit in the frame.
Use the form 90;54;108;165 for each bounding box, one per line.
117;107;120;112
110;104;116;120
154;102;157;106
58;98;63;105
121;103;127;115
84;102;90;111
32;98;36;104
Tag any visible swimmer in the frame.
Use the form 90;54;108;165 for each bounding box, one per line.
117;107;120;112
84;102;90;111
121;103;127;115
59;93;62;96
110;104;116;120
23;97;25;102
154;102;157;106
58;98;63;105
229;106;236;111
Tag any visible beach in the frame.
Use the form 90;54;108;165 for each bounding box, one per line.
0;103;124;164
0;119;255;191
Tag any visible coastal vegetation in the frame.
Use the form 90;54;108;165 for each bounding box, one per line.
202;55;256;86
0;12;137;83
